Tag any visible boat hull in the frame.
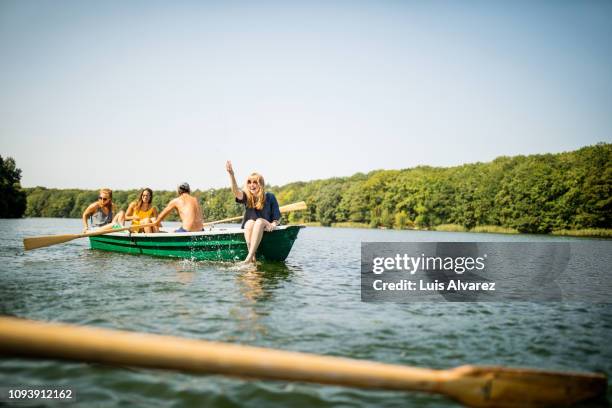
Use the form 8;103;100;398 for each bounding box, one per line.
89;225;303;261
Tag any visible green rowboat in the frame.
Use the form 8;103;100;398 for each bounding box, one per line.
89;225;304;261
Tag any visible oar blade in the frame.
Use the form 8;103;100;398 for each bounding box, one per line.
23;234;79;251
280;201;307;213
23;223;160;251
448;365;607;408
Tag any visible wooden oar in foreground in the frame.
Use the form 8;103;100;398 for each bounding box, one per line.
0;317;605;407
23;222;159;251
203;201;307;226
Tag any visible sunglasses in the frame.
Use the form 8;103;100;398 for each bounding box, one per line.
98;196;110;202
247;180;259;185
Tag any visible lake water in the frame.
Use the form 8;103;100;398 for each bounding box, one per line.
1;218;611;407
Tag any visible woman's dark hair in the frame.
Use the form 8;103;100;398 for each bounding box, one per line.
133;188;153;212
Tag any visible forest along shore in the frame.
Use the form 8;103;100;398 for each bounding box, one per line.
23;143;611;238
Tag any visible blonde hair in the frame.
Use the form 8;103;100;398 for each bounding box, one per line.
245;173;266;210
99;188;117;213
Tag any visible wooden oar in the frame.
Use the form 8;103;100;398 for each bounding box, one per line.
0;316;605;407
23;222;158;251
203;201;307;226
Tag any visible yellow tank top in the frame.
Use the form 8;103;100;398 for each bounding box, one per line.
131;206;155;226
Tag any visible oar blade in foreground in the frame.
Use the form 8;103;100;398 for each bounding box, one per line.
445;364;607;408
23;234;79;251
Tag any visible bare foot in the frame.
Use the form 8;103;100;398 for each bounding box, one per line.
242;253;257;264
237;260;257;272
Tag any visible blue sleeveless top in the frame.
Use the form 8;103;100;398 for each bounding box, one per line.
90;207;113;227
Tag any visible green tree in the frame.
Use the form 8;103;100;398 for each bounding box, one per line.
394;210;410;229
0;156;27;218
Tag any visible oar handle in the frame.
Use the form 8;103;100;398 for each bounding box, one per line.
80;222;159;237
0;316;443;389
203;216;242;227
203;201;307;227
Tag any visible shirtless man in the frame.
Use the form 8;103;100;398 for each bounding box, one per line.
154;183;204;232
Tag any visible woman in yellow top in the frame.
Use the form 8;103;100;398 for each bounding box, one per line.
125;188;159;233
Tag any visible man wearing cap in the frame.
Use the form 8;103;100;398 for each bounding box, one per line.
155;182;204;232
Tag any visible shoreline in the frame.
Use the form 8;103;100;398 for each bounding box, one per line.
9;217;612;239
301;221;612;239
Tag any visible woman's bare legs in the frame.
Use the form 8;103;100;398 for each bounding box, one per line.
95;211;126;233
243;220;255;256
140;217;159;233
113;211;126;226
244;218;272;263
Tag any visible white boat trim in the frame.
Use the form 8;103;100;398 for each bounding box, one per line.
98;225;296;239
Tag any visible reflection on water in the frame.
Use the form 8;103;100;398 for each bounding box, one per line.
239;270;264;302
231;261;295;340
174;259;198;285
176;271;196;285
238;261;295;303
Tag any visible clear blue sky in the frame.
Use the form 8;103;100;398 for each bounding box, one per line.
1;0;611;190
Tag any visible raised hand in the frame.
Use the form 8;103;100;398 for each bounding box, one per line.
225;161;234;175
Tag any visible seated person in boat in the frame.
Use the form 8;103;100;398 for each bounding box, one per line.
81;188;125;233
154;182;204;232
124;188;159;233
226;161;281;263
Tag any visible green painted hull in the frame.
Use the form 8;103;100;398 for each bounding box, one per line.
89;225;304;261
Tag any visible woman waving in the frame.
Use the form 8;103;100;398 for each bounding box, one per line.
226;161;281;263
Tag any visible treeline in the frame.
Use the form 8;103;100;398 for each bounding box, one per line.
24;143;611;233
25;189;201;222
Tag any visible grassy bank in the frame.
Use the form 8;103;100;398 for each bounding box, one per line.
551;228;612;238
433;224;468;232
433;224;518;234
331;222;370;229
300;222;611;238
470;225;519;234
